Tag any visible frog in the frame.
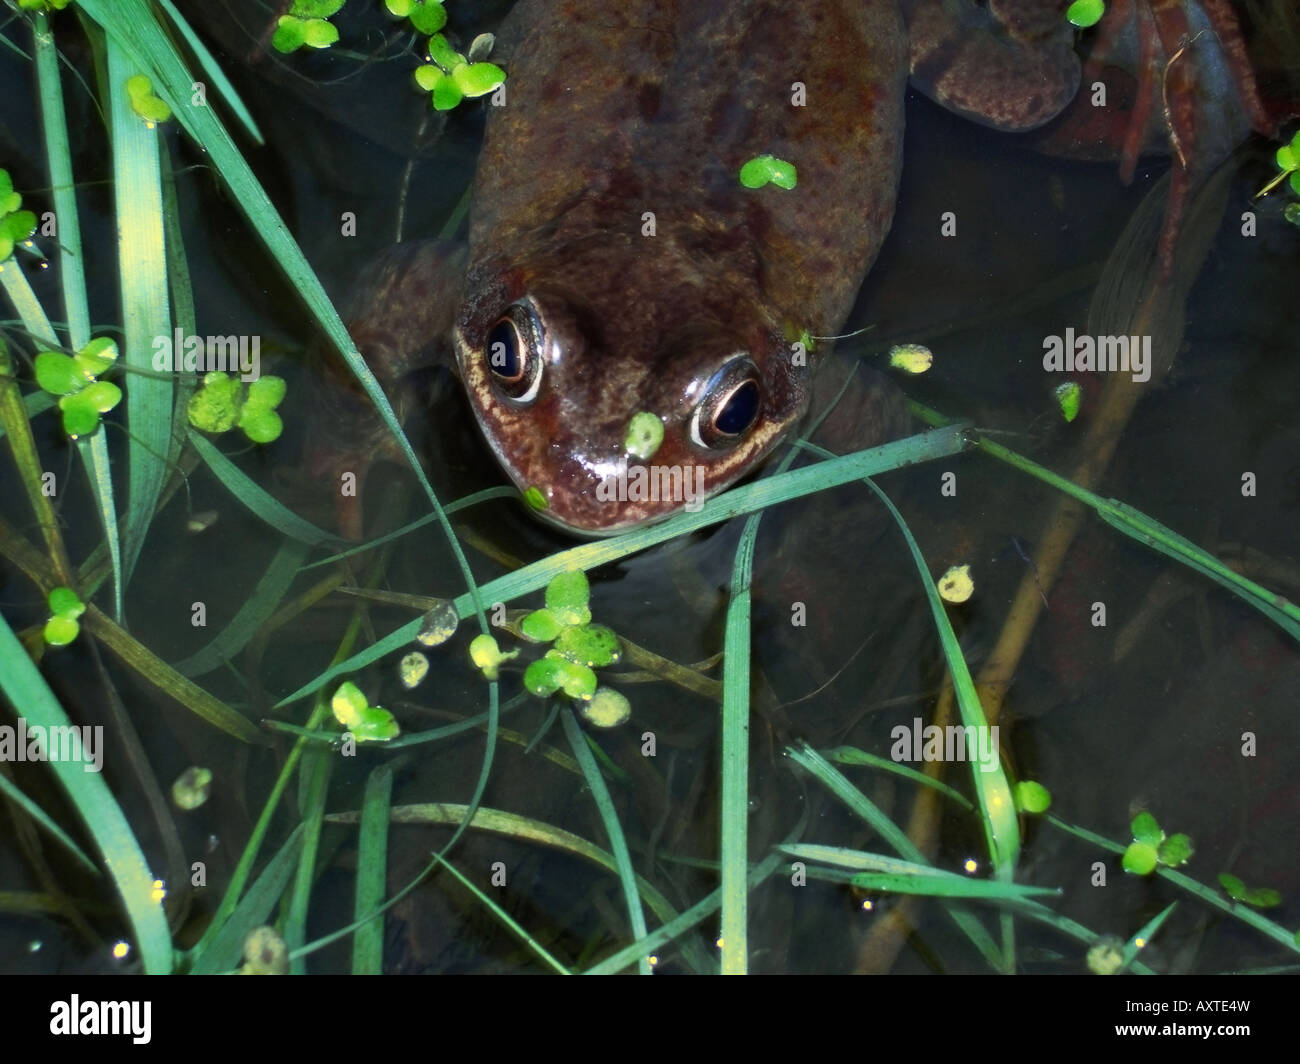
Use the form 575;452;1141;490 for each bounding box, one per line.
312;0;1271;538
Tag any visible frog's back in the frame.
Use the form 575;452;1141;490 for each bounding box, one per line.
453;0;908;533
470;0;908;336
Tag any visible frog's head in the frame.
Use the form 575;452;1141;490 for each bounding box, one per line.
453;238;809;536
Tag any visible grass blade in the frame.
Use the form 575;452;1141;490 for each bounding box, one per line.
168;537;309;677
560;709;650;974
106;37;173;593
275;427;970;709
187;430;344;547
0;611;172;973
351;764;392;975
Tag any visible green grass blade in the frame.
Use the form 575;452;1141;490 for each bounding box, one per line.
155;0;264;143
0;252;56;342
168;538;309;677
1046;814;1300;954
105;37;173;593
74;0;491;633
186;825;304;974
911;403;1300;640
0;612;172;973
0;389;55;437
0;768;99;876
351;764;392;975
828;745;975;811
786;743;1005;971
860;475;1020;965
1119;901;1176;973
560;709;650;974
719;513;757;975
77;431;124;621
187;430;344;547
285;742;333;975
32;11;90;349
276;427;969;709
430;855;571;975
83;604;264;744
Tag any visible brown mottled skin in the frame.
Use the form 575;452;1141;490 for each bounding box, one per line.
325;0;1089;536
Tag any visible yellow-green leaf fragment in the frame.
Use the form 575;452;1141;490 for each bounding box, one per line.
888;343;933;374
238;406;283;444
469;633;516;680
937;564;974;604
187;372;242;433
245;374;286;410
414;64;442;92
625;412;664;460
1066;0;1105;28
1013;780;1051;814
399;652;429;689
1086;936;1125;975
415;601;459;646
426;32;461;71
330;681;369;729
1054;380;1082;422
739;154;797;190
43;614;80;647
580;688;631;728
351;705;400;743
58;391;105;437
172;766;213;811
524;656;564;697
240;926;289;975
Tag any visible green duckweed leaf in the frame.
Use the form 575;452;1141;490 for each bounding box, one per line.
43;615;80;646
452;62;505;98
553;623;620;668
521;608;563;643
35;352;91;395
545;571;591;626
1130;810;1163;847
1122;841;1158;876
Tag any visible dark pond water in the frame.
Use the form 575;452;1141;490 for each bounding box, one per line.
0;0;1298;976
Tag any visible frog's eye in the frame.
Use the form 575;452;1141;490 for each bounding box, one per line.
690;356;762;449
485;302;544;403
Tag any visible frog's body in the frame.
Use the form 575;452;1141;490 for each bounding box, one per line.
325;0;1263;537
